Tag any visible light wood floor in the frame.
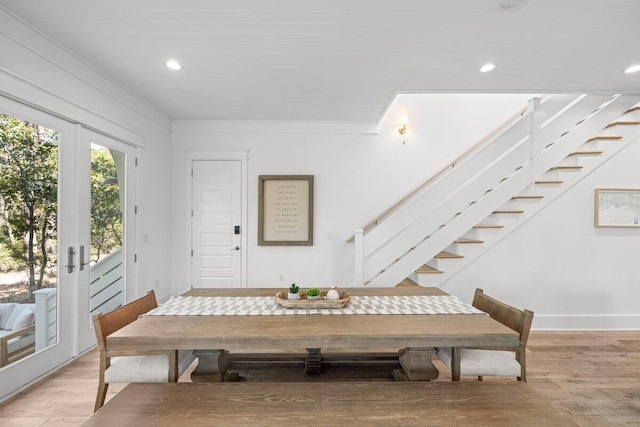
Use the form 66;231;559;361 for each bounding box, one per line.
0;331;638;426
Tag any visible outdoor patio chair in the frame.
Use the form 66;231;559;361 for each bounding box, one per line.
0;303;36;367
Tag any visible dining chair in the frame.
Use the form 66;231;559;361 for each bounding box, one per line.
92;290;196;412
436;288;534;382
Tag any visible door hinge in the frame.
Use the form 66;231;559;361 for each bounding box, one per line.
135;157;138;167
134;254;137;262
191;209;194;217
135;206;138;214
191;169;194;177
191;249;194;257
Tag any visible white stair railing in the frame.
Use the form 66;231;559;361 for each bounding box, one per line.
89;247;124;316
33;288;57;351
354;94;639;287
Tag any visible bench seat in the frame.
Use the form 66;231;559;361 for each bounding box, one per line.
84;381;577;426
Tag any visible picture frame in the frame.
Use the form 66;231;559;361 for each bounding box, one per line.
258;175;314;245
594;188;640;228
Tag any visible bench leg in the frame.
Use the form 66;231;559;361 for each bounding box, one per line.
191;349;237;382
394;347;439;381
305;348;322;374
452;347;461;382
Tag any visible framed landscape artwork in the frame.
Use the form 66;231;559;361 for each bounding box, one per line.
258;175;314;245
594;188;640;228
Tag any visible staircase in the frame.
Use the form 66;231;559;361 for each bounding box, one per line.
352;95;640;288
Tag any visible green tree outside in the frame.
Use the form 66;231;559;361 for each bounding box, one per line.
0;114;123;301
0;114;58;295
90;147;123;263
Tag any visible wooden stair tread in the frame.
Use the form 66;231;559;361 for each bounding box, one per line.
415;264;443;274
455;238;484;244
605;120;640;128
493;209;524;214
568;150;603;156
625;106;640;113
535;180;563;184
549;165;583;170
396;278;420;287
512;195;544;199
586;135;622;142
473;224;504;229
436;251;463;259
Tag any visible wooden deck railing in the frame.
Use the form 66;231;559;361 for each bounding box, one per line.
90;247;124;316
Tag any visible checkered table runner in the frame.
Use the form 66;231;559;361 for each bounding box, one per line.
146;295;484;316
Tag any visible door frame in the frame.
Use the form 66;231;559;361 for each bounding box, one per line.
184;150;248;288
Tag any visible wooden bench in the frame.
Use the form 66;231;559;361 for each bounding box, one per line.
83;382;577;426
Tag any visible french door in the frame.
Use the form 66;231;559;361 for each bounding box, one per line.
0;97;136;399
76;129;137;352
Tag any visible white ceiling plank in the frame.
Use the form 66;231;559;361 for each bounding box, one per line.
1;0;639;122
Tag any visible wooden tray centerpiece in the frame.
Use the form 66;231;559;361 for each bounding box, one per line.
275;289;351;309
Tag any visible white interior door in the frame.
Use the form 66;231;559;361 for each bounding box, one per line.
191;161;242;288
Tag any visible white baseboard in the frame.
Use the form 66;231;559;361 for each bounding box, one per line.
533;315;640;330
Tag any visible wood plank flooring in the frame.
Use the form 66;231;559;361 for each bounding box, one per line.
0;331;638;426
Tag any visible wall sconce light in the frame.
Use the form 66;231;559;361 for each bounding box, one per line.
399;114;408;144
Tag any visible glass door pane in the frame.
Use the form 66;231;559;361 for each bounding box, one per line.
88;144;125;318
0;113;59;366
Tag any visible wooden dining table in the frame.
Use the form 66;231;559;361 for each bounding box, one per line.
106;287;519;381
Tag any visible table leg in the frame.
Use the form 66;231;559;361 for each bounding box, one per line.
191;349;237;382
451;347;461;382
394;347;439;381
305;348;322;374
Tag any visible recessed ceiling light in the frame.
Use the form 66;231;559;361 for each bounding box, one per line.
491;0;528;12
480;63;496;73
166;60;182;71
624;64;640;74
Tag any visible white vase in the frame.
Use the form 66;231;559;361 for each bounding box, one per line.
288;292;299;300
326;286;340;300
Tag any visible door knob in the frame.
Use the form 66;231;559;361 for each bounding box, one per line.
79;245;91;271
230;246;240;251
65;247;76;273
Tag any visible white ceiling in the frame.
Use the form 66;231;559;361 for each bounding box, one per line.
1;0;639;123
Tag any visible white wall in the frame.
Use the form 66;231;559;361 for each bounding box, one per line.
171;94;533;293
0;9;173;300
443;135;640;330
